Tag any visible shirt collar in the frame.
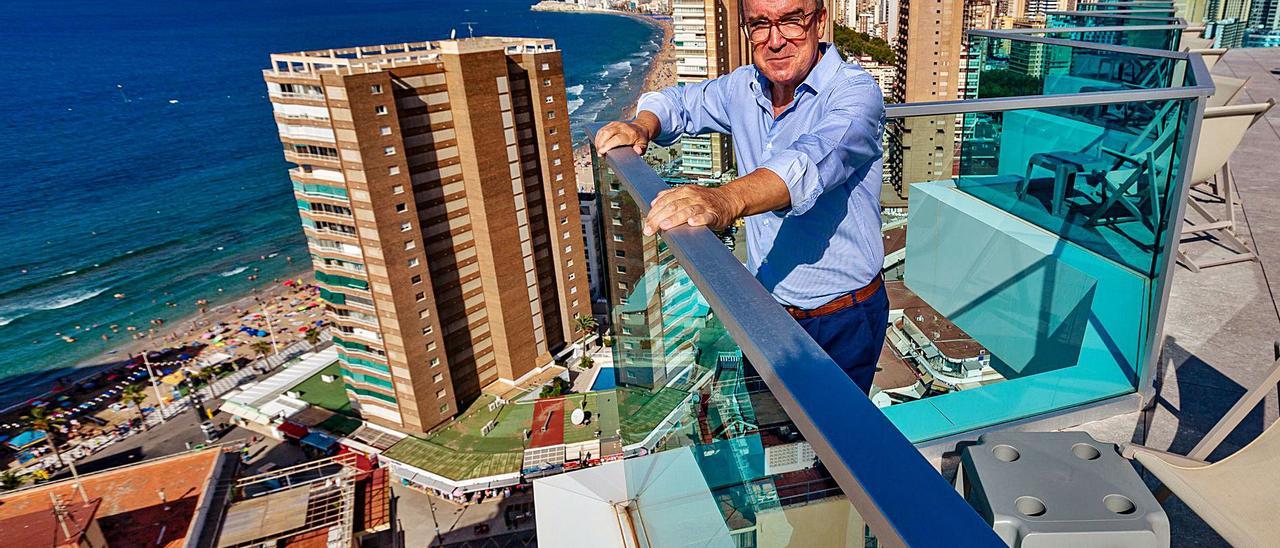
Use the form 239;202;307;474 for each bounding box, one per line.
751;43;843;98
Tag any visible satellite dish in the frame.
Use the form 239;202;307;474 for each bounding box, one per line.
571;408;585;425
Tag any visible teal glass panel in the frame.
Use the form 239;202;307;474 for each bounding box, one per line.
297;199;311;211
318;288;347;306
1047;12;1180;28
1030;26;1181;50
344;383;397;403
338;351;390;374
315;271;369;290
292;180;349;199
340;367;393;389
967;34;1187;98
585;233;877;545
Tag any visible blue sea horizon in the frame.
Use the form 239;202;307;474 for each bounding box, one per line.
0;0;661;408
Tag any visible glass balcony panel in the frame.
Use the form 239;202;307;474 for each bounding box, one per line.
1026;26;1183;50
1047;11;1182;29
968;34;1188;96
589;234;877;546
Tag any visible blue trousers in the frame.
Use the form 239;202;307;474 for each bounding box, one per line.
793;284;890;394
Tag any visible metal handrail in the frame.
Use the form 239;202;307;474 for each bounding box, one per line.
591;134;1004;547
1046;9;1181;21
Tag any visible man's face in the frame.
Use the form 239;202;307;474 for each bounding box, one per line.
743;0;826;90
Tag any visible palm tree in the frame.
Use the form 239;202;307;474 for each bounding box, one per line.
250;340;272;359
573;314;598;351
29;407;64;471
304;328;322;346
121;384;150;431
0;470;23;491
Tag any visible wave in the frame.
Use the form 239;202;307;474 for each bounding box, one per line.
37;287;110;311
0;317;12;327
59;270;77;277
0;236;184;302
219;266;249;277
568;98;585;115
566;84;584;97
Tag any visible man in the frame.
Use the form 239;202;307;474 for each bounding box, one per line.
594;0;888;393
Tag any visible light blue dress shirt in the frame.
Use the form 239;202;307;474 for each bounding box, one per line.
637;44;886;309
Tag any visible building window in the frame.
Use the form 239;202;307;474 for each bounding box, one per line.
440;404;449;413
564;245;572;253
384;146;396;156
562;231;570;240
415;291;426;301
616;265;627;274
547;111;556;119
404;240;416;250
543;78;551;86
615;250;625;258
568;273;576;281
572;299;579;307
560;217;568;225
555;173;564;182
613;234;624;242
427;341;437;352
392;184;404;194
412;274;422;285
549;127;557;135
380;126;392;136
436;389;447;399
400;222;412;232
552;143;560;151
434;373;443;383
541;63;549;70
396;203;408;213
558;203;567;211
375;105;388;115
422;326;433;335
389;166;400;176
545;96;554;104
567;259;574;268
430;357;440;367
418;309;429;319
371;84;383;94
570;286;578;294
557;188;565;196
408;258;420;268
618;282;628;291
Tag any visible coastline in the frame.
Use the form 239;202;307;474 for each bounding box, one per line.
0;267;312;411
572;8;675;187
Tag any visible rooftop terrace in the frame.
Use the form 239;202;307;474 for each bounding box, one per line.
551;12;1280;545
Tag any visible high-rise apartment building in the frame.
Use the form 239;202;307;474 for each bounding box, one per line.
672;0;736;181
887;0;965;207
265;37;591;434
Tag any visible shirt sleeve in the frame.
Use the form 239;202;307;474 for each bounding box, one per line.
758;74;885;216
636;74;734;147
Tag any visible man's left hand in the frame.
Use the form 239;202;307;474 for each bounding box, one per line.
644;185;744;236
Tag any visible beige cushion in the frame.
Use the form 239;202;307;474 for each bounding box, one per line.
1133;424;1280;547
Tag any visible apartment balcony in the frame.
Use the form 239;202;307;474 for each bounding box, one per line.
533;20;1280;546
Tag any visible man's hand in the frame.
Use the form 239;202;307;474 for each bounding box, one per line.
644;185;744;236
594;112;662;155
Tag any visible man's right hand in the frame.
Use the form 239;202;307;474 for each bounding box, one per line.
594;112;660;156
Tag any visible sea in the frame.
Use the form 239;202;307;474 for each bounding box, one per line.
0;0;662;408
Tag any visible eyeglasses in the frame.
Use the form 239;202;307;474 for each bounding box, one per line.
742;9;821;43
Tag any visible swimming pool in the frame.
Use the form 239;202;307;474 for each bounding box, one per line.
590;367;617;391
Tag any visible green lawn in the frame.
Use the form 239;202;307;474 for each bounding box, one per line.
619;387;691;445
561;391;620;444
426;394;533;454
293;363;355;416
382;435;524;481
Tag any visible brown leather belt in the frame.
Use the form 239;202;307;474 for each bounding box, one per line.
784;275;884;320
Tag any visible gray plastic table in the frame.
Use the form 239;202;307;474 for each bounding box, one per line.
955;431;1169;547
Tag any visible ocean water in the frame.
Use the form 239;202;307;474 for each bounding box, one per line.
0;0;661;405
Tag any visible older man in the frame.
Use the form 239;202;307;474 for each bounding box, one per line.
594;0;887;393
